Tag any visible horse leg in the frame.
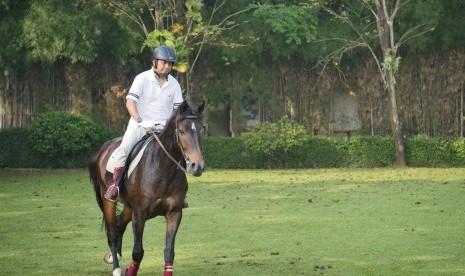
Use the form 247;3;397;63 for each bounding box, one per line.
102;199;122;276
117;206;132;258
104;206;132;264
125;211;146;276
164;210;183;276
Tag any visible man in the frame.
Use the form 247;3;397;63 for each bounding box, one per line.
104;45;184;202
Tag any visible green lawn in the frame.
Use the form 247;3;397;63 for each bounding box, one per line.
0;168;464;275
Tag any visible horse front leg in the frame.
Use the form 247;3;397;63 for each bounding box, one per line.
164;209;183;276
125;210;146;276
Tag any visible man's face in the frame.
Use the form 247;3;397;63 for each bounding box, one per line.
153;59;173;75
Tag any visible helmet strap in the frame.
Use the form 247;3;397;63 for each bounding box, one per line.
153;61;168;80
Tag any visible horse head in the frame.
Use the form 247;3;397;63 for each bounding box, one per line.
175;101;205;176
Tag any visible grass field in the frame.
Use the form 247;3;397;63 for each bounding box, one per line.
0;168;464;275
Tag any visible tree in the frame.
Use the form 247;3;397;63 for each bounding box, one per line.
199;1;320;135
319;0;437;166
88;0;254;101
22;0;139;64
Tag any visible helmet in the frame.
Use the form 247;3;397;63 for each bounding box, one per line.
152;45;176;62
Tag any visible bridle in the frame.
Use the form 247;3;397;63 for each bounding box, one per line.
147;115;200;174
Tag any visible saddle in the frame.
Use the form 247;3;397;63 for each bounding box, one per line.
105;132;156;176
125;134;154;177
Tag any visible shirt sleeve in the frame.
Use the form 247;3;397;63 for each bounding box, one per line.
126;73;144;102
172;81;184;109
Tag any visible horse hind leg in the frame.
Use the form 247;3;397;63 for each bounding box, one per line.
102;199;122;275
104;206;132;264
117;206;132;255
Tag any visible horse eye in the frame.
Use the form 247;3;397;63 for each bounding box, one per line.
179;129;186;135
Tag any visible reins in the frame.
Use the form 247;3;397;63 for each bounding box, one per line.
147;128;187;173
146;115;199;174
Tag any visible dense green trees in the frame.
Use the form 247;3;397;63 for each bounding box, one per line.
1;0;464;140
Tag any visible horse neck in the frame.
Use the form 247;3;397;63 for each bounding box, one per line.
156;124;183;163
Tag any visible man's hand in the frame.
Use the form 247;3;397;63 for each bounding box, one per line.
138;121;154;129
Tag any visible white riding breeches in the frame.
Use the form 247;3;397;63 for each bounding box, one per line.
106;119;149;172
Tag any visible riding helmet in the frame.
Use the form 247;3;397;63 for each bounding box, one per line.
152;45;176;62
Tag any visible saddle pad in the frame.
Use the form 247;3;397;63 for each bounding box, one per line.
106;136;153;177
127;137;153;177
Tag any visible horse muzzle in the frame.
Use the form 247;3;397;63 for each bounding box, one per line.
186;159;204;176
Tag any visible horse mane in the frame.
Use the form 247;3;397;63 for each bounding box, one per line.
160;101;202;138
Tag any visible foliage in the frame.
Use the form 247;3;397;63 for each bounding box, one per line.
28;111;114;167
346;136;396;167
252;2;319;60
2;131;465;168
0;1;29;75
0;128;41;168
451;138;465;166
396;0;465;52
253;3;317;45
244;116;308;156
203;137;255;169
22;0;139;64
206;135;463;169
381;56;401;74
405;135;455;167
143;29;189;73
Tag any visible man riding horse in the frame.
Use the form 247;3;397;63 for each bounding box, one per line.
105;45;183;202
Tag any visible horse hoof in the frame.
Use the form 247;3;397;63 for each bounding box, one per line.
112;267;122;276
104;252;122;264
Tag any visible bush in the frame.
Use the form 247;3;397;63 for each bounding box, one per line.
451;138;465;166
300;137;348;168
405;135;455;167
203;137;254;169
244;116;307;155
2;123;465;169
346;136;396;167
28;111;114;168
0;128;42;168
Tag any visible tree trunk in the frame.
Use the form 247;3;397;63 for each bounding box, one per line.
376;0;407;166
386;69;407;165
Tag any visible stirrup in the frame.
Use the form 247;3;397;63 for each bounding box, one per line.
104;184;119;203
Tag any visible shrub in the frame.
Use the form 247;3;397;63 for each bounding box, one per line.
0;128;42;168
405;135;454;167
301;136;349;168
346;136;396;167
243;116;308;168
244;116;307;155
203;137;255;169
451;138;465;166
28;111;114;167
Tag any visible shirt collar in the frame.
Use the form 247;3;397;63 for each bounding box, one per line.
150;69;171;86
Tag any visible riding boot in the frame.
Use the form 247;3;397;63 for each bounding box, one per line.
104;167;124;202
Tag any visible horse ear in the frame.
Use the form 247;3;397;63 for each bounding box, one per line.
178;101;189;114
197;100;205;115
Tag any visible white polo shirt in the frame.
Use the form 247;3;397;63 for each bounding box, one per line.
126;69;183;126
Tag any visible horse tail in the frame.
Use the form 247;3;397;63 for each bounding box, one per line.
89;153;104;213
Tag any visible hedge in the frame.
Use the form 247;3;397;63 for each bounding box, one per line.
0;112;116;168
203;135;464;169
1;127;464;169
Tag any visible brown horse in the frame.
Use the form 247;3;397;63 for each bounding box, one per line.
89;101;205;276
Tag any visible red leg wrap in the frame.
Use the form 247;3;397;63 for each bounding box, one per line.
126;261;140;276
164;262;173;276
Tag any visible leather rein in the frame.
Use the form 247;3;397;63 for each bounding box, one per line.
147;115;199;174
